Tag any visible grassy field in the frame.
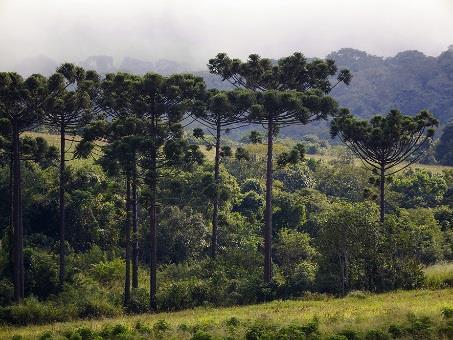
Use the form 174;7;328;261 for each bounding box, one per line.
0;288;451;339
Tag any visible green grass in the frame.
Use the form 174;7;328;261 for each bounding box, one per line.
425;263;453;289
1;289;451;339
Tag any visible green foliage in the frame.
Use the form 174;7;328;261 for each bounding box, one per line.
392;169;448;208
436;123;453;165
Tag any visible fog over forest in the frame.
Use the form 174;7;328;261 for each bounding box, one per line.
1;0;453;71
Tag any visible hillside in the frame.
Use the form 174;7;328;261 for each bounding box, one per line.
11;45;453;139
1;288;451;339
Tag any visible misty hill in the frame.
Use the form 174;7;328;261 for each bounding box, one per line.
11;46;453;137
328;46;453;125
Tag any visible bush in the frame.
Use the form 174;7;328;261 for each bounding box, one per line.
388;324;405;338
337;329;360;340
225;316;241;327
245;321;278;340
38;331;52;340
364;329;391;340
88;259;124;284
0;279;14;306
157;279;210;311
23;248;59;299
77;296;120;319
277;324;307;339
0;297;68;325
153;319;171;338
406;314;435;339
327;336;348;340
126;288;149;314
442;307;453;319
191;330;212;340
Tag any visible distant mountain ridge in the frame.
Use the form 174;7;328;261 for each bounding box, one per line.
9;46;453;137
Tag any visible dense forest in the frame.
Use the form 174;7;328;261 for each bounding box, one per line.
0;51;452;340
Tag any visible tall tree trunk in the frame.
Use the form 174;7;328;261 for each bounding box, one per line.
59;121;66;288
149;177;157;311
12;122;24;302
379;164;385;223
149;117;158;310
9;150;14;274
210;121;221;258
131;160;139;289
124;174;131;306
264;118;274;283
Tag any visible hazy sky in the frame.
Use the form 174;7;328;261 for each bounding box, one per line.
1;0;453;70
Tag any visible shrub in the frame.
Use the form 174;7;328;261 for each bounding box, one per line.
277;324;307;339
23;248;59;299
77;296;120;319
73;327;97;340
406;314;435;339
0;297;68;325
0;279;14;306
157;279;210;311
337;329;360;340
388;324;405;338
134;321;152;335
191;330;212;340
89;259;124;284
38;331;52;340
364;329;391;340
126;288;149;314
153;319;171;338
442;307;453;319
111;324;129;336
225;316;241;327
245;321;277;340
327;336;348;340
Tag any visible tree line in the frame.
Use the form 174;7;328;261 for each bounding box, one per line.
0;52;438;310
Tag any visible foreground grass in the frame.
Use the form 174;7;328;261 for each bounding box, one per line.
1;289;451;339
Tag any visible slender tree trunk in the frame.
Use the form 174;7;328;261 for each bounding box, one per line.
149;176;157;311
379;164;385;223
124;174;131;306
59;121;66;288
339;254;345;296
12;121;24;302
210;121;221;258
131;160;139;289
8;150;14;274
149;116;158;310
264;118;274;283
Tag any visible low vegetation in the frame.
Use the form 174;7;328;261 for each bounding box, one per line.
0;288;452;339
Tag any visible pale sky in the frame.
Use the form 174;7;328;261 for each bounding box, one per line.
1;0;453;70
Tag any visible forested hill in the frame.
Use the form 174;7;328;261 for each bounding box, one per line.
9;46;453;135
327;46;453;124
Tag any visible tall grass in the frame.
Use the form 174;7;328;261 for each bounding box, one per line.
424;262;453;288
1;289;451;339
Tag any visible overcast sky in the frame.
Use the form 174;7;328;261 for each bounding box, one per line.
1;0;453;70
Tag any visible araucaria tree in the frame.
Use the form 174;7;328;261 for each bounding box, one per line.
193;89;255;257
132;73;205;309
0;71;70;302
44;63;100;287
208;52;351;282
77;115;146;306
330;109;438;222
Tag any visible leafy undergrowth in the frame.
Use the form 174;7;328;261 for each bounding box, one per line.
1;289;452;339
